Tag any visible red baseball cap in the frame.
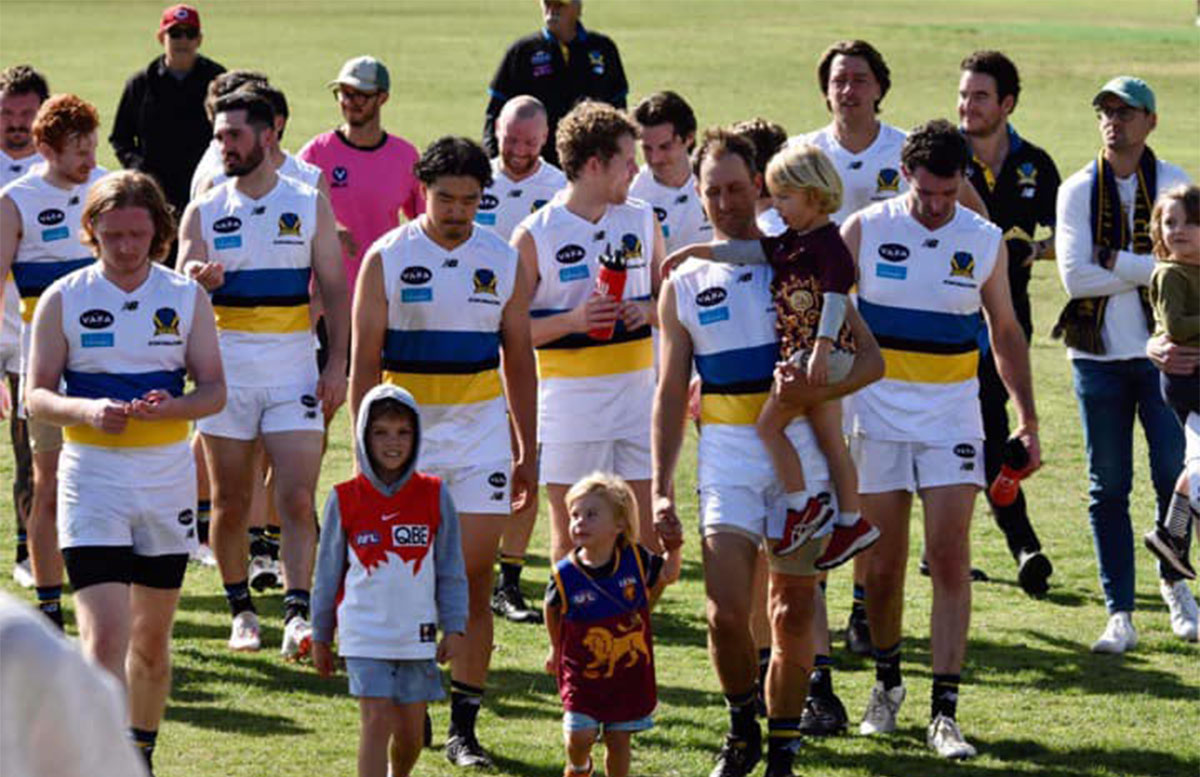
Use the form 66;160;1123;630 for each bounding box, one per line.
160;4;201;34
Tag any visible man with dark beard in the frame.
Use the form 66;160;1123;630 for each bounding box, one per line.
179;91;350;658
957;50;1060;596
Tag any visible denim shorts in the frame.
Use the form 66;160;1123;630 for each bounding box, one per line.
563;710;654;734
346;657;444;704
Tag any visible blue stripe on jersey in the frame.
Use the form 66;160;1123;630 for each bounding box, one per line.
11;258;94;296
212;268;312;308
63;368;187;402
857;298;981;349
695;342;779;392
383;329;501;374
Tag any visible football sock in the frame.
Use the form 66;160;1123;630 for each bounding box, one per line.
498;554;524;590
36;585;63;630
725;690;758;741
449;681;484;738
931;673;961;720
223;580;255;617
283;589;310;624
874;641;902;690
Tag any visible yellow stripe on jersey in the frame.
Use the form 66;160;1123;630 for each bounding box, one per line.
213;305;310;334
700;392;774;426
536;338;653;380
65;418;189;448
19;296;38;323
881;348;979;384
383;368;503;406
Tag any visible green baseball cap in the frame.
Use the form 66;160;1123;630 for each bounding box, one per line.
328;56;390;94
1092;76;1156;113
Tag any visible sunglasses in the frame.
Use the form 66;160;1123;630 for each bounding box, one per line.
167;26;199;40
336;89;376;105
1095;105;1143;123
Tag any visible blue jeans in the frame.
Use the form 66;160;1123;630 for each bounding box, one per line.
1072;358;1187;614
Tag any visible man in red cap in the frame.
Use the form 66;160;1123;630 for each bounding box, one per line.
110;4;224;264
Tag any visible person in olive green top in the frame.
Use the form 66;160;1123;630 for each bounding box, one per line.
1143;184;1200;601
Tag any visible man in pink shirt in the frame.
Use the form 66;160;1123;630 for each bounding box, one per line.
298;56;423;307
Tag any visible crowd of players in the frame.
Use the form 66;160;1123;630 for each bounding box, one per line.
1;2;1198;777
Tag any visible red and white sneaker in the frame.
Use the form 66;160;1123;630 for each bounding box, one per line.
815;518;881;570
775;493;835;557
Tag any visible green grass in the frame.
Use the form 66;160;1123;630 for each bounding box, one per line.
1;1;1198;775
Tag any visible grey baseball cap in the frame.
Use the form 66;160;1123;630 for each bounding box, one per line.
328;56;390;93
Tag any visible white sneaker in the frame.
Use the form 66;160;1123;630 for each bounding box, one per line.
228;610;261;652
1161;579;1199;642
927;714;977;759
189;544;217;567
281;616;313;660
1091;611;1137;653
859;681;905;735
248;555;280;591
11;558;34;588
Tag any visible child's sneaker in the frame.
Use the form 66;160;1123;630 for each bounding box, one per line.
1144;527;1196;580
249;554;280;591
775;493;834;557
228;610;261;652
815;518;880;570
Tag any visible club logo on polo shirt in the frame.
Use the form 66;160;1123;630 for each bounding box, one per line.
588;50;605;75
331;166;349;187
876;168;901;193
1016;162;1038;188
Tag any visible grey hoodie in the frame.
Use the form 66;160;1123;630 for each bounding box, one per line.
311;384;468;649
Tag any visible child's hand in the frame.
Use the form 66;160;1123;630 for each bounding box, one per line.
437;632;464;664
807;341;831;386
544;648;559;676
656;511;684;552
313;641;336;678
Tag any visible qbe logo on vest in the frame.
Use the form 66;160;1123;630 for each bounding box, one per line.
392;524;430;547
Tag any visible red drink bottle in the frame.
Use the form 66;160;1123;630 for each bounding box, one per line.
988;437;1032;507
589;249;627;341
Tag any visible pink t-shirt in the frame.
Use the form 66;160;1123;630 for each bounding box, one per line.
298;130;424;294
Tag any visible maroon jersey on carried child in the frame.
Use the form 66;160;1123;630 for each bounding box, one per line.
762;222;857;361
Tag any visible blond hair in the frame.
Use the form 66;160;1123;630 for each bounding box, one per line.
1150;184;1200;261
565;472;638;544
81;171;177;262
765;143;843;216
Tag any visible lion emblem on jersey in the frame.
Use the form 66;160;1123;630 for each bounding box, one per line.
277;212;302;237
876;168;901;193
582;622;649;679
153;307;180;337
950;251;975;279
788;289;815;314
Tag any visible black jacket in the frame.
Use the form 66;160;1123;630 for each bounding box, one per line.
110;54;225;215
483;24;627;167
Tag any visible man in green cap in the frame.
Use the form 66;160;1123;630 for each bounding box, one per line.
1054;75;1195;654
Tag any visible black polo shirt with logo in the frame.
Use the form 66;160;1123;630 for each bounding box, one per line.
964;125;1060;335
484;24;628;166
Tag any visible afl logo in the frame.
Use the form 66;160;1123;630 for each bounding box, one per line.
696;287;727;307
79;309;114;329
878;243;910;262
212;216;242;234
401;266;433;285
37;208;65;226
488;472;507;488
555;244;586;264
479;193;499;211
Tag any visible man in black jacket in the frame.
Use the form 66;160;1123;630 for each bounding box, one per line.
483;0;627;167
109;4;224;240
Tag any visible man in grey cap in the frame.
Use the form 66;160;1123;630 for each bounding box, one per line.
299;55;423;322
1054;75;1195;654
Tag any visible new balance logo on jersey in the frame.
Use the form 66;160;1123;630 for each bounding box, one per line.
392;524;430;547
442;258;458;268
508;188;523;198
848;161;864;170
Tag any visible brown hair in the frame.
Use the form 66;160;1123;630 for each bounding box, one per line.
1151;184;1200;260
565;472;639;544
31;94;99;153
81;171;177;262
816;39;891;113
555;100;638;182
692;126;759;182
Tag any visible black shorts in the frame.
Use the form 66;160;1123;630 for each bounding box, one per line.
62;546;188;591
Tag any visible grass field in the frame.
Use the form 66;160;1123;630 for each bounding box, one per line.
1;2;1199;776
